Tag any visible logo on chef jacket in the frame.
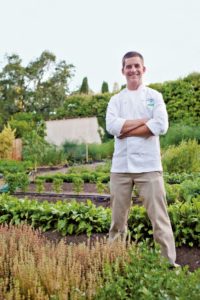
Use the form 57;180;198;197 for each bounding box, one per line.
146;98;155;109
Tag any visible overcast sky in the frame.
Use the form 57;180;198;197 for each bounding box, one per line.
0;0;200;93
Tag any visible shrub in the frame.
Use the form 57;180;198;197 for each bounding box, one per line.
179;178;200;202
162;139;200;173
35;179;45;193
160;123;200;148
52;178;63;193
165;183;181;204
39;145;67;166
72;176;84;194
0;224;130;299
95;243;200;300
4;172;29;193
96;180;106;194
164;172;200;184
0;123;15;159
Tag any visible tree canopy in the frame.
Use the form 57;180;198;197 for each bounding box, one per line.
0;51;74;128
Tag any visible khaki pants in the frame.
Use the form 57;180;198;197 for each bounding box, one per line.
109;172;176;264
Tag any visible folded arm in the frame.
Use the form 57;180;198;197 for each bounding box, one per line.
106;92;168;138
119;119;153;139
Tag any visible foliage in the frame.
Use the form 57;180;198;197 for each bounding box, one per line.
169;199;200;247
62;140;114;163
52;178;63;193
0;51;74;123
1;225;200;299
36;144;67;166
0;195;199;247
72;176;84;194
0;123;15;159
95;243;200;300
0;224;130;299
4;172;29;193
179;178;200;202
22;130;48;170
62;141;87;163
36;171;110;184
160;123;200;148
164;172;200;184
101;81;109;93
35;179;45;193
9;112;46;138
0;195;111;235
96;180;107;194
79;76;89;94
149;72;200;124
162;139;200;173
165;183;181;204
0;160;32;175
88;140;114;161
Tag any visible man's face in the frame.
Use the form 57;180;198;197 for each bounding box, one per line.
122;56;146;88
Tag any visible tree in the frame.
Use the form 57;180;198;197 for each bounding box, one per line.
0;51;75;123
22;129;47;172
0;54;26;127
101;81;109;93
79;77;89;94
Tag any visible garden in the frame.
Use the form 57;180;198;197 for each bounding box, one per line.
0;138;200;299
0;55;200;299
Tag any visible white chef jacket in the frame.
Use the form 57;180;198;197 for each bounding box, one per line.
106;84;168;173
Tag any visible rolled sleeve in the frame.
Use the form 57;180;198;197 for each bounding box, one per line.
146;94;169;136
106;95;126;137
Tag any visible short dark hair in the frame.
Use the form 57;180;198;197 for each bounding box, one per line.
122;51;144;68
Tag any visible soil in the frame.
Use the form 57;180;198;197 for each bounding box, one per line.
14;178;200;273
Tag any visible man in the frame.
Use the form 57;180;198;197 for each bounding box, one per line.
106;51;178;266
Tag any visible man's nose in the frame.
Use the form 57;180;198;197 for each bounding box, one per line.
131;66;136;72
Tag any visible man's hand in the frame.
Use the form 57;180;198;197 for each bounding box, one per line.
119;119;153;139
120;118;149;135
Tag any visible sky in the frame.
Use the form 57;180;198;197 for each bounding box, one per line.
0;0;200;93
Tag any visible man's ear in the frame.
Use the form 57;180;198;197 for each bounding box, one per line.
143;66;146;73
122;68;125;75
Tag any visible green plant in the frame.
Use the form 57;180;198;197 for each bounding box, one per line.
0;195;111;235
101;81;109;93
4;172;29;193
164;172;200;184
0;194;200;246
162;139;200;173
72;176;84;194
35;179;45;193
0;224;130;299
165;183;181;204
0;123;16;159
95;243;200;300
0;160;32;175
52;178;63;193
79;76;89;94
96;180;106;194
179;178;200;202
160;123;200;148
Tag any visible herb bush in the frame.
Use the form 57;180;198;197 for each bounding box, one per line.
95;243;200;300
162;139;200;173
160;123;200;148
